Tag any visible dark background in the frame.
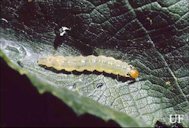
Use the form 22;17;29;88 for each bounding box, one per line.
0;58;119;127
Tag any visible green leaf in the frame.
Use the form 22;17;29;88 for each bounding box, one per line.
1;0;189;127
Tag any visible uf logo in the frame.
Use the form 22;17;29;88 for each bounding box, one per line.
169;114;184;123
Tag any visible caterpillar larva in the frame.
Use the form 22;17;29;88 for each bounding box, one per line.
37;55;139;79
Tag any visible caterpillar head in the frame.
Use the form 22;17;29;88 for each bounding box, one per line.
128;65;139;79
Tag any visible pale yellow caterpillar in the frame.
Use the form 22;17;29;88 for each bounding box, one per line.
37;55;139;79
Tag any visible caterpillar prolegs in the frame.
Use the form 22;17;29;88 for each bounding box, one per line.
37;55;139;79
